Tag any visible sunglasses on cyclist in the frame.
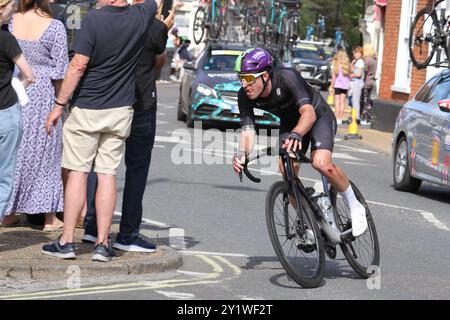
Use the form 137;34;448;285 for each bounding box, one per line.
239;71;266;85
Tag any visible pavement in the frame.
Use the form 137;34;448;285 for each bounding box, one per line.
335;105;393;156
0;90;393;283
0;220;182;281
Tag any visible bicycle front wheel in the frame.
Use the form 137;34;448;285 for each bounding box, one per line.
209;5;223;40
266;181;325;288
409;7;440;69
330;181;380;278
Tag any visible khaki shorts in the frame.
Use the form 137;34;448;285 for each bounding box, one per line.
62;106;133;175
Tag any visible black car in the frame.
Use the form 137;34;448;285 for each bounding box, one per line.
292;43;331;90
177;43;285;128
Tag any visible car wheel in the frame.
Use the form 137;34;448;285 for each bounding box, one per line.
186;93;194;128
393;136;422;192
177;92;186;122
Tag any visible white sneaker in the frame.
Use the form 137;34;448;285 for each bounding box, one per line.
350;203;368;237
337;119;342;125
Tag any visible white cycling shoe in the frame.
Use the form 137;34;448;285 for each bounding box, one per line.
350;203;368;237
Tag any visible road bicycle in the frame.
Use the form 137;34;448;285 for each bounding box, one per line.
193;0;227;44
409;0;449;69
317;14;326;42
241;1;267;44
240;147;380;288
263;0;287;46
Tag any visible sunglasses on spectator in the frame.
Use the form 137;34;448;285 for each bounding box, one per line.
239;71;266;85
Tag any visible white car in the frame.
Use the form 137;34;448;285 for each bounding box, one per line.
392;69;450;192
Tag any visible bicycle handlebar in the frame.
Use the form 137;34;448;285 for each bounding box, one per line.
239;147;312;183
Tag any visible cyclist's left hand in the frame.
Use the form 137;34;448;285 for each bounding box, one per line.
282;131;302;153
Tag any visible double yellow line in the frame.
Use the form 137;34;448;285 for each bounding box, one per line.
0;255;241;300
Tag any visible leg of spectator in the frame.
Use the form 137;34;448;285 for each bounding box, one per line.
60;170;88;244
121;111;156;241
0;103;22;218
95;173;116;246
83;168;98;235
352;81;363;120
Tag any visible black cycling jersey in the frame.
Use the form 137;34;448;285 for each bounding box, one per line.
238;68;331;131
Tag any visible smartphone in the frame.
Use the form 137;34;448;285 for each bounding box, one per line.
161;0;174;19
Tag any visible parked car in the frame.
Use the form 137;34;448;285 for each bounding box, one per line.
177;43;281;128
291;43;330;90
392;69;450;192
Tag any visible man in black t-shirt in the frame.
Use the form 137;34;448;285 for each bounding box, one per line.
83;6;174;253
43;0;161;262
232;48;368;237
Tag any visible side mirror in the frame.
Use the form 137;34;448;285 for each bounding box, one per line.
438;99;450;112
183;61;196;71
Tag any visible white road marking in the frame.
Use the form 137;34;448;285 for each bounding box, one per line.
343;161;379;167
169;228;186;250
155;135;189;144
153;145;166;148
420;211;450;231
177;270;211;277
237;295;266;300
154;290;195;300
156;120;168;125
158;103;175;109
181;250;249;258
114;212;172;228
332;152;362;161
335;144;378;154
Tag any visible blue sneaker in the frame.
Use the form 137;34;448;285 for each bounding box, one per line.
41;237;76;259
92;243;116;262
113;235;156;253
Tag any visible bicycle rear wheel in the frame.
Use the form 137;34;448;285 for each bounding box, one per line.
193;7;206;45
409;7;440;69
329;181;380;278
266;181;325;288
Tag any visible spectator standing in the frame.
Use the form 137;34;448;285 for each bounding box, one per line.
0;0;35;219
330;49;351;125
159;26;177;81
42;0;160;262
83;3;174;252
350;47;365;123
361;44;377;125
3;0;69;231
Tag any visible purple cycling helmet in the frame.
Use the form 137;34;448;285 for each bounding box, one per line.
234;48;274;74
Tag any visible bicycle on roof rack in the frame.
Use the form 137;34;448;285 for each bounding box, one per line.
239;147;380;288
409;0;450;69
193;0;228;45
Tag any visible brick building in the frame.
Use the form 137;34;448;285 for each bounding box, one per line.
370;0;449;132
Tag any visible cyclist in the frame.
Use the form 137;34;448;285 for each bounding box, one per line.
232;48;367;237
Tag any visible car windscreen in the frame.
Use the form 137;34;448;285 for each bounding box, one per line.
203;50;242;72
294;49;323;60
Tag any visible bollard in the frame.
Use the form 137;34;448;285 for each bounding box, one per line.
344;108;362;140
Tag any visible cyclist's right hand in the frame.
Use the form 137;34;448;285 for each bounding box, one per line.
233;154;246;174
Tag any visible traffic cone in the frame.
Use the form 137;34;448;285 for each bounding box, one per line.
344;108;362;140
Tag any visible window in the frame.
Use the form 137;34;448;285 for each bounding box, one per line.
423;76;450;105
415;77;438;102
203;54;239;72
391;0;418;94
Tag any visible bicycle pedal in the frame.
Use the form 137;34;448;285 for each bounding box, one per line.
305;187;315;197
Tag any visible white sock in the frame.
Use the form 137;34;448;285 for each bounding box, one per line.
341;184;361;208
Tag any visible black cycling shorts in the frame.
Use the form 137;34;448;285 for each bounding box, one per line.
334;88;348;95
279;109;337;154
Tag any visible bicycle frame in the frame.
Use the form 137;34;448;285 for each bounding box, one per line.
279;150;352;245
